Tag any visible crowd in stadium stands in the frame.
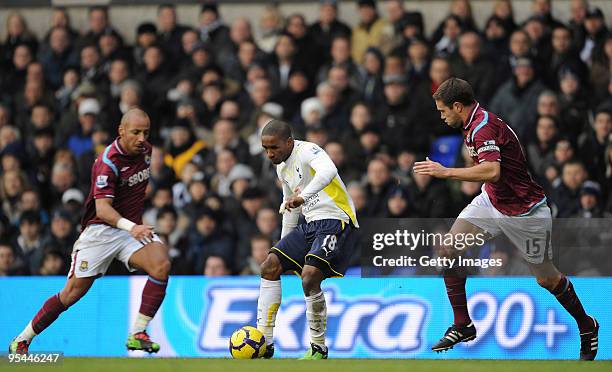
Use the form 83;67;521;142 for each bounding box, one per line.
0;0;611;277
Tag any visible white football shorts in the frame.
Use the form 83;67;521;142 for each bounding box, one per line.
68;224;162;278
458;187;553;264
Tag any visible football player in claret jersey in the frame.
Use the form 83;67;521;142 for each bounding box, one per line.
413;78;599;360
257;120;359;360
9;109;170;355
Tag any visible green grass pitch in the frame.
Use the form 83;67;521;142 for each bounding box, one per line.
2;358;611;372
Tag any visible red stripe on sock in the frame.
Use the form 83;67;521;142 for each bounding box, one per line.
444;276;471;326
32;293;67;334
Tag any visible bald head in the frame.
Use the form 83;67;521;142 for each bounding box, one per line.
120;108;150;128
118;108;151;156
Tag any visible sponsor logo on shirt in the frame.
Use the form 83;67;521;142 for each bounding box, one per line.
96;175;108;188
477;144;500;154
127;168;151;187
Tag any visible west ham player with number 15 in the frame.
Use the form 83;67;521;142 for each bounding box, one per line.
414;78;599;360
9;109;170;355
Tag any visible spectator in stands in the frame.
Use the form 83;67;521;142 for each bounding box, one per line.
451;32;497;105
377;74;429;155
40;27;79;90
550;159;588;217
580;7;608;64
483;15;512;64
12;210;46;274
1;169;29;225
164;119;207;179
544;25;588;90
0;243;17;276
216;17;254;70
362;158;395;217
359;47;385;107
327;65;361;114
385;0;424;41
579;109;611;186
433;15;464;58
3;12;38;63
2;44;32;96
405;37;430;87
255;207;280;241
318;35;363;89
79;44;105;86
527;115;558;180
26;127;55;193
385;186;417;218
199;2;231;50
558;68;589;141
241;234;271;275
157;3;190;68
530;0;564;30
257;4;284;54
352;0;392;64
285;14;319;79
44;209;77;260
572;180;610;218
38;249;67;276
49;162;76;211
268;32;301;94
316;82;348;138
309;0;351;65
590;35;612;106
432;0;477;46
490;57;545;140
407;172;451;218
569;0;588;49
77;6;124;51
42;7;79;47
67;98;99;158
187;207;234;274
133;23;158;70
325;141;361;183
204;255;231;276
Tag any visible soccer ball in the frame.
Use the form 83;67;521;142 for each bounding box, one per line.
229;326;267;359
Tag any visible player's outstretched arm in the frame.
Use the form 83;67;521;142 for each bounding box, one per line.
414;158;500;183
95;198;155;243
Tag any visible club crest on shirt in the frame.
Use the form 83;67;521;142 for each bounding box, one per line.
145;155;151;165
96;175;108;188
79;260;88;271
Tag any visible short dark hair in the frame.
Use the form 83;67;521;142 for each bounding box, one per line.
89;6;108;15
20;210;40;226
261;119;293;140
158;3;175;12
432;77;475;107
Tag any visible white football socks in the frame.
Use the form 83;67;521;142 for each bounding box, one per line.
132;313;153;334
16;321;36;342
305;291;327;349
257;278;281;346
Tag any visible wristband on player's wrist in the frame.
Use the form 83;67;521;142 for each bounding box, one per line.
117;218;136;232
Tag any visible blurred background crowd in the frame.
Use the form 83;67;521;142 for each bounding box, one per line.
0;0;611;277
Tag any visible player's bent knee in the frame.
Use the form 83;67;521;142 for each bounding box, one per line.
301;266;323;296
260;253;282;280
153;258;171;280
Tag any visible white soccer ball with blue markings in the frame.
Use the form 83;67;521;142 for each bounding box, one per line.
229;326;267;359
